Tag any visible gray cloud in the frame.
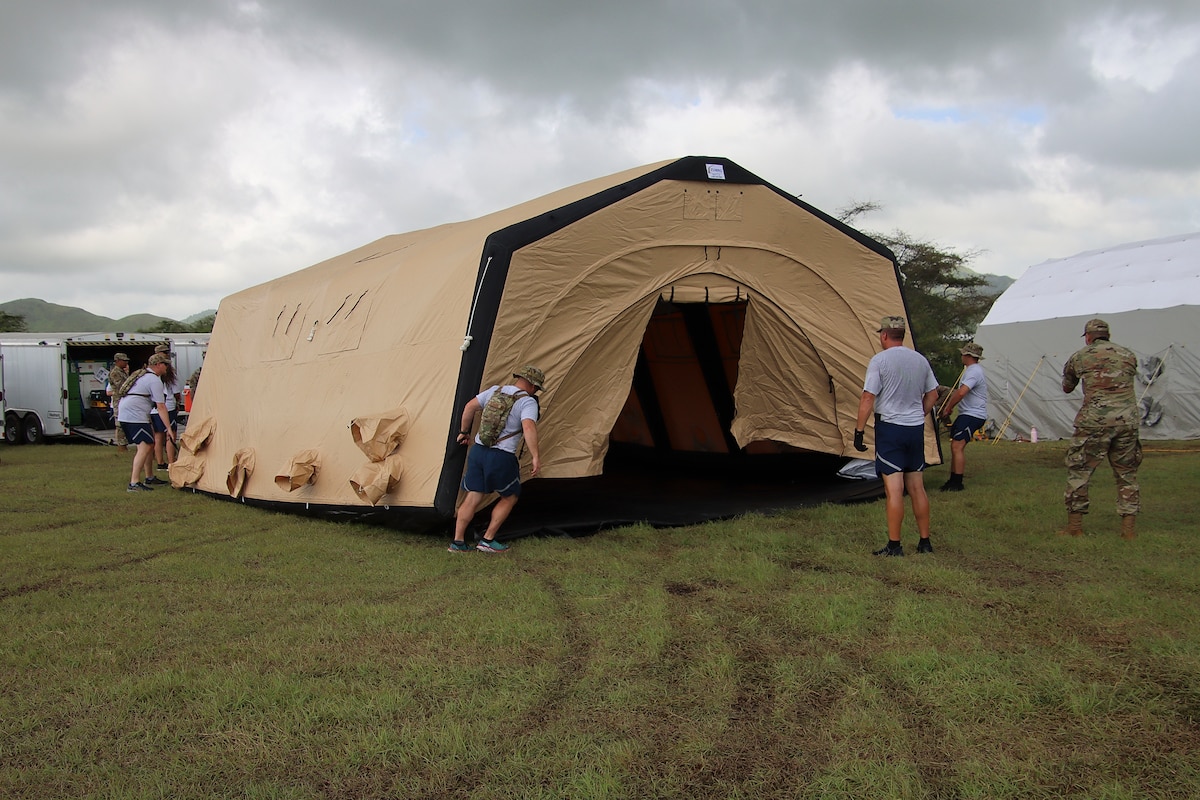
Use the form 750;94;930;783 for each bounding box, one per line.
2;0;1198;318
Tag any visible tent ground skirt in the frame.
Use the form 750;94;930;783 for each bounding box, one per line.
477;444;885;538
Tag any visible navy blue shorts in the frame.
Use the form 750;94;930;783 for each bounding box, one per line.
151;414;168;433
121;421;155;445
951;414;986;442
874;420;926;475
462;445;522;497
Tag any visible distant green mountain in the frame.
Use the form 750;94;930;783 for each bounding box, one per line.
183;309;218;324
981;273;1015;296
0;298;191;333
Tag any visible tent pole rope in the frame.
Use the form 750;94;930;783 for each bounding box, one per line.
461;256;493;352
936;366;966;418
1136;345;1171;404
991;355;1046;445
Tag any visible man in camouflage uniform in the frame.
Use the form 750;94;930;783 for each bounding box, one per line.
107;352;131;452
1060;318;1141;540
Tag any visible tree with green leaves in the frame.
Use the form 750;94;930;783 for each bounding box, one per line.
0;311;27;332
838;203;993;385
139;315;214;334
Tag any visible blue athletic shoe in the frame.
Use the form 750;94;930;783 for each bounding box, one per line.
476;539;509;553
447;540;472;553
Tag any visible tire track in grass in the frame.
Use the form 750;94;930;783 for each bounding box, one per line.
864;557;1200;797
0;531;254;600
856;567;964;796
653;578;844;796
418;559;593;800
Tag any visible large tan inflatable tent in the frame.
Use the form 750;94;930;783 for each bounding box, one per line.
174;156;940;532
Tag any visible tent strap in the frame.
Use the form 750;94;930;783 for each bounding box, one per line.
461;256;493;352
991;355;1046;444
1136;344;1173;404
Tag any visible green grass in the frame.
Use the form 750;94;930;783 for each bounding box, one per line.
2;438;1199;799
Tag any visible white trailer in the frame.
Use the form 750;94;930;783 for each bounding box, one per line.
0;332;208;445
0;348;6;432
163;334;209;396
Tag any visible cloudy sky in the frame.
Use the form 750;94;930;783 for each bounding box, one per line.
3;1;1198;321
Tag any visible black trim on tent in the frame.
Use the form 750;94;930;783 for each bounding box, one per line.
436;155;902;516
179;489;449;533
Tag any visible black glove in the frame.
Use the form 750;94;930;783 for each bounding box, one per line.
853;429;867;452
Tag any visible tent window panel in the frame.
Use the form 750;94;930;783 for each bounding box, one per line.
264;303;306;362
318;288;375;355
715;190;744;221
682;188;715;220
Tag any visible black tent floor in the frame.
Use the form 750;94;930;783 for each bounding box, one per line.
467;455;886;539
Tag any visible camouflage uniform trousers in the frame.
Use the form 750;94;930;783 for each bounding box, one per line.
112;398;128;446
1064;425;1142;515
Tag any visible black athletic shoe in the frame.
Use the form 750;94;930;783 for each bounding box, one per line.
143;476;168;486
873;542;904;557
939;481;964;492
917;538;934;554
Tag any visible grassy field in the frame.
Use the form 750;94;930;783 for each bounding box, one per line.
2;438;1199;799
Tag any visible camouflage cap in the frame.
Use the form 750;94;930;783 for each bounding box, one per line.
877;315;907;332
113;352;130;362
960;342;984;359
1083;318;1110;337
148;353;171;366
154;344;171;353
513;365;546;391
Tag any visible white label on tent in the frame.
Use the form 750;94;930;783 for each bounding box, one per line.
706;163;726;180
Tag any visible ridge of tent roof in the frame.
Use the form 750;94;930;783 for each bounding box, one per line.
980;231;1200;326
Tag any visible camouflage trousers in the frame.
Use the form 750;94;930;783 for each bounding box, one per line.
1064;425;1142;515
112;399;127;446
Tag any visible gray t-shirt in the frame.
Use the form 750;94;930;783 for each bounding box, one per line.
116;372;166;423
863;346;938;426
957;362;988;419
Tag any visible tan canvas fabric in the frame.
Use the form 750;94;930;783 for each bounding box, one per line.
178;415;215;454
482;180;939;473
275;449;321;492
349;453;405;505
186;159;937;511
350;408;411;462
169;449;205;488
227;448;256;498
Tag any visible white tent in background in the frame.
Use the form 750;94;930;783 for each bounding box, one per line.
975;232;1200;441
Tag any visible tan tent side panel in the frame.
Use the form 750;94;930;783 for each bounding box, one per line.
184;162;679;509
185;233;483;507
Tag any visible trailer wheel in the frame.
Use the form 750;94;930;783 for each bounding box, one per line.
4;414;23;446
22;415;44;444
